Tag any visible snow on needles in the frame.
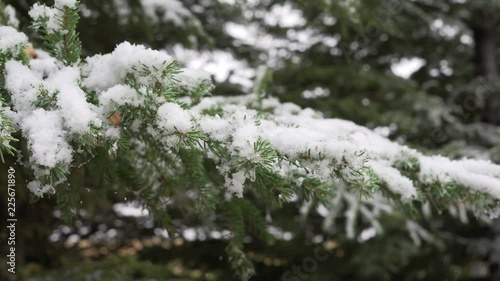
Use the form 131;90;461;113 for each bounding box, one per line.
192;95;500;202
83;42;174;92
99;84;144;114
28;0;79;34
29;4;61;33
50;67;102;133
3;5;20;28
177;68;212;89
157;103;192;134
369;160;416;200
21;109;73;168
419;156;500;199
0;26;27;52
54;0;78;8
1;28;500;207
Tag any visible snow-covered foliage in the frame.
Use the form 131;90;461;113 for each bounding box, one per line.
1;2;500;279
0;26;26;52
0;2;499;212
0;1;18;28
0;0;500;278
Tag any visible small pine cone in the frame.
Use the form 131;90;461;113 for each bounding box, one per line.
108;112;122;126
23;46;38;59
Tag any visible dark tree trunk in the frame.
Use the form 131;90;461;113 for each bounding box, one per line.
473;24;498;78
469;9;500;281
471;9;500;124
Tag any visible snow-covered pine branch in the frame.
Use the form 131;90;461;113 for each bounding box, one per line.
1;1;500;279
0;0;499;215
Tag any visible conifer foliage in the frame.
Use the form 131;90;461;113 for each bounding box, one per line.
1;1;500;279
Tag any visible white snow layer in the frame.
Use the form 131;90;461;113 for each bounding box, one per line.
2;30;500;203
369;160;416;200
177;68;211;89
83;42;173;92
21;109;73;168
50;67;102;133
54;0;78;8
191;95;500;201
99;84;144;113
0;26;27;52
157;103;192;133
3;5;20;28
29;4;61;33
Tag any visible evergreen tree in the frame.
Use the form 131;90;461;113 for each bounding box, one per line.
1;1;500;281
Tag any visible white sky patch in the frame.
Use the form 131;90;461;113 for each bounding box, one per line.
183;228;197;241
225;22;336;67
267;226;294;240
113;201;150;217
172;45;255;89
112;0;196;26
302;87;331;99
225;22;257;43
322;15;337;26
431;18;460;39
141;0;194;26
460;34;473;45
264;3;306;28
155;228;169;238
316;204;329;217
358;227;377;242
439;60;454;76
391;57;426;79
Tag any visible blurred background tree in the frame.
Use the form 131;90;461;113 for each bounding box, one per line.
1;0;500;280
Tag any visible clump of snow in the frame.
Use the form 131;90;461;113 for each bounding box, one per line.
21;109;73;168
29;4;61;33
3;5;20;28
105;127;121;139
27;181;55;197
83;42;174;92
157;103;192;133
4;52;102;187
369;160;417;201
198;115;229;142
49;67;102;134
191;94;500;203
29;49;59;76
457;158;500;178
98;84;143;114
176;68;211;89
419;156;500;200
0;26;27;53
226;171;247;198
4;61;43;116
